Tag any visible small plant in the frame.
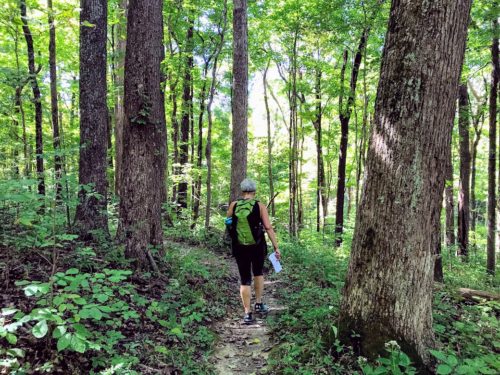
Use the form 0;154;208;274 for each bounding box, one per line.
361;341;417;375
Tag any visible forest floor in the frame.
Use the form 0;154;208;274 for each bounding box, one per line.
211;259;286;375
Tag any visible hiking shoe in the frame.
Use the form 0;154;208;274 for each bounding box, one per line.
243;312;254;325
254;303;270;314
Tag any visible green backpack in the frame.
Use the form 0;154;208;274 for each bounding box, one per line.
231;199;263;246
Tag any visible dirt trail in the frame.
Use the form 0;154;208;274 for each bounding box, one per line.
211;256;286;375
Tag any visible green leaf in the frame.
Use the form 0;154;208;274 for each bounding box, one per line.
95;294;109;303
436;364;453;375
70;334;86;353
430;350;448;363
66;268;79;275
32;320;48;338
6;348;25;358
1;308;18;316
52;326;66;339
57;333;72;351
6;333;17;345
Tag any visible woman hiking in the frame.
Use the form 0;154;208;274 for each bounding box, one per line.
226;178;281;324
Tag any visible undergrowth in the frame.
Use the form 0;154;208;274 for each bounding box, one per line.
265;232;499;375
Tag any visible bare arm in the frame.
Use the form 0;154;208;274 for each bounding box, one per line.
259;202;280;259
227;201;236;217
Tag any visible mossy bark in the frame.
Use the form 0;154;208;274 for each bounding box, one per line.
339;0;472;370
118;0;167;270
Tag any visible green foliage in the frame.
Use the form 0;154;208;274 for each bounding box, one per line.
1;238;234;373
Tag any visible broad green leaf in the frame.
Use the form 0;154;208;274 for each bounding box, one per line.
32;320;48;338
57;333;72;351
70;334;86;353
52;326;66;339
6;333;17;345
436;364;453;375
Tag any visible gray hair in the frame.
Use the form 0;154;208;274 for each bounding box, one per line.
240;178;257;192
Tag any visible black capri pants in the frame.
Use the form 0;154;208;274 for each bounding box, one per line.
233;241;267;286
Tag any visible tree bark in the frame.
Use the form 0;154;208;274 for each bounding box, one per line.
118;0;167;270
74;0;109;238
335;29;368;246
338;0;472;369
487;19;498;276
229;0;248;202
20;0;45;197
457;84;471;257
47;0;62;200
114;0;128;197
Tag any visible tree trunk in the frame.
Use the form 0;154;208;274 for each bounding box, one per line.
444;144;455;247
338;0;472;370
263;61;275;217
118;0;167;271
335;29;368;246
178;17;194;210
75;0;109;238
457;84;471;257
229;0;248;202
47;0;62;200
205;0;227;229
20;0;45;197
313;68;326;232
487;19;498;276
114;0;128;197
470;93;486;232
192;57;210;227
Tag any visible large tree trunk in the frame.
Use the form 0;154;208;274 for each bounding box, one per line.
177;17;194;210
74;0;109;238
229;0;248;202
457;84;471;257
338;0;472;370
20;0;45;197
47;0;62;200
335;29;368;246
487;19;498;276
114;0;128;197
118;0;167;271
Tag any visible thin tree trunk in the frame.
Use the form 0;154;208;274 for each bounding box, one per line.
339;0;472;369
313;68;326;232
470;90;486;232
118;0;167;271
457;84;471;257
74;0;109;238
487;19;498;276
47;0;62;200
445;144;455;247
205;1;227;228
114;0;127;197
263;60;275;217
20;0;45;197
335;28;368;246
192;56;210;227
178;17;194;210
